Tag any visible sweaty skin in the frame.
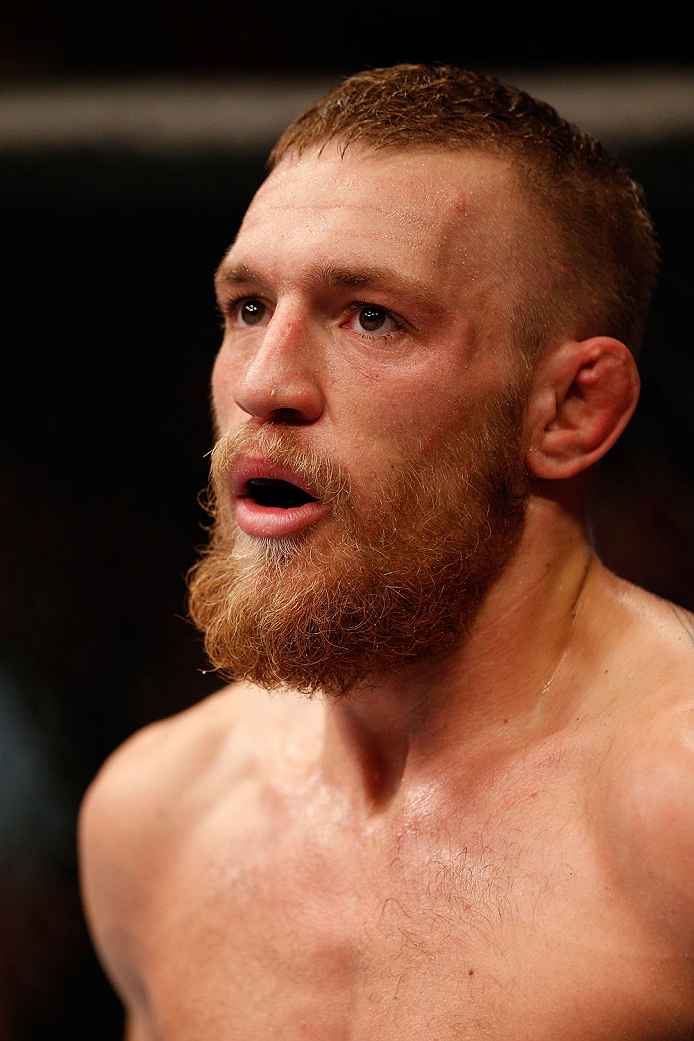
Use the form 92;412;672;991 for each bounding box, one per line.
79;147;694;1040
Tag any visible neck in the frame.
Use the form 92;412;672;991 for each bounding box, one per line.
320;494;595;811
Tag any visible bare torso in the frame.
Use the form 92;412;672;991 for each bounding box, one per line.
80;573;694;1040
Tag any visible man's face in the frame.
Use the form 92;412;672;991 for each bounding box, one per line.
189;146;533;696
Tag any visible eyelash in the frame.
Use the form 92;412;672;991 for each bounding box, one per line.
217;294;405;338
218;292;259;327
342;301;404;338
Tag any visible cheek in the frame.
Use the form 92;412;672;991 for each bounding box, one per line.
341;370;465;465
210;353;226;426
210;349;245;433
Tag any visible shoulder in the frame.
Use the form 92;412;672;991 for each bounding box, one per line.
586;565;694;673
583;568;694;724
79;680;323;908
78;680;309;867
80;683;256;846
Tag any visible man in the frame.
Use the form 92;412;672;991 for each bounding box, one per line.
79;65;694;1039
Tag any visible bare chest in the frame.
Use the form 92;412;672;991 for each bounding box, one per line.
130;779;691;1041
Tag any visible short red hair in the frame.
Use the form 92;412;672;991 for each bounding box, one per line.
269;64;659;361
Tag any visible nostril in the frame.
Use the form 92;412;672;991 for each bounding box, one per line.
270;407;317;425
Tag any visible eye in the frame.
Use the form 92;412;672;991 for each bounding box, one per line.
347;304;400;336
235;298;269;327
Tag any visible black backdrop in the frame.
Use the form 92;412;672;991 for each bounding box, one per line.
1;19;693;1039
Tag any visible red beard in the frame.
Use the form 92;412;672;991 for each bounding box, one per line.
188;385;530;698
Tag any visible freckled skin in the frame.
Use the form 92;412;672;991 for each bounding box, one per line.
80;148;694;1041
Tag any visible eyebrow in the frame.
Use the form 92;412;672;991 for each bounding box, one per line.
214;260;266;292
215;259;448;319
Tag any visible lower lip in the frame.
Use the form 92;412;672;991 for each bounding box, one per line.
235;498;330;538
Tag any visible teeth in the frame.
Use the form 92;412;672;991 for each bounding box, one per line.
246;478;317;509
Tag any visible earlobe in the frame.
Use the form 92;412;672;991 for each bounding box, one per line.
526;337;640;480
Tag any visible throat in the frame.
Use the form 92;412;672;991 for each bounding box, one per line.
324;695;414;810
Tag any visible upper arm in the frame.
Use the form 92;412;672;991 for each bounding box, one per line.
124;1014;152;1041
605;699;694;950
78;719;177;1012
79;689;246;1009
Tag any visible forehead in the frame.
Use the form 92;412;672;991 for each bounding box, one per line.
223;146;525;290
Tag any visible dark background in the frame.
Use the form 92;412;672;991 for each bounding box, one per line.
1;9;693;1039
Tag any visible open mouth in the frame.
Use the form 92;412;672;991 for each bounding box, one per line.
232;457;329;537
245;478;319;510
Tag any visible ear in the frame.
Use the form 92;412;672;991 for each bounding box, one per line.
526;337;640;480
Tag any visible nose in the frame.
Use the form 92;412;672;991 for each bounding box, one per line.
231;305;324;425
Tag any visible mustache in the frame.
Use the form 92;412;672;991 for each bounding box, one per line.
209;425;353;514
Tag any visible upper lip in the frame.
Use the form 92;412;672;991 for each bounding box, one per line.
230;456;321;502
